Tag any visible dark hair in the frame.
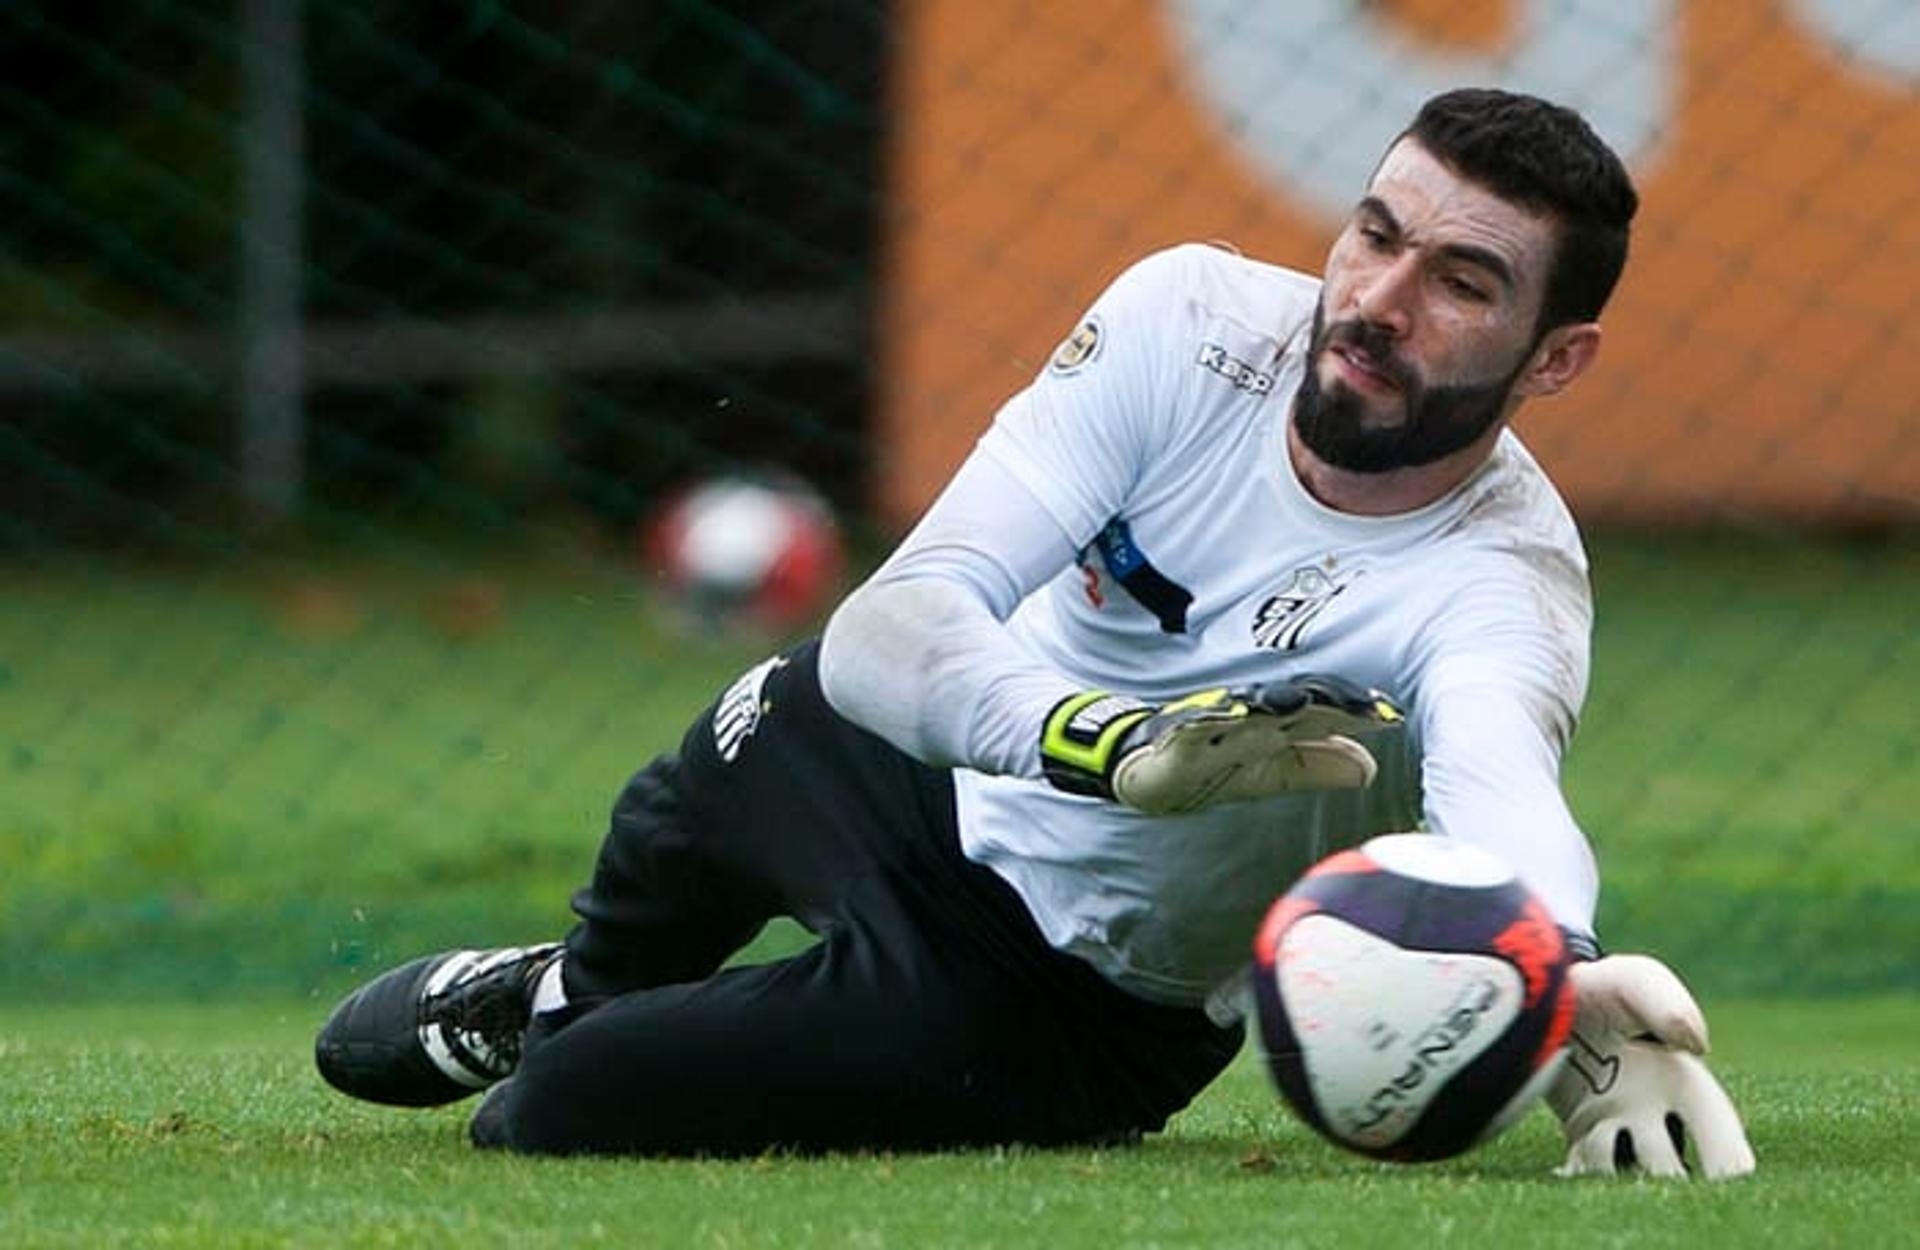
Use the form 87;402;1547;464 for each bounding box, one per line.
1401;88;1638;330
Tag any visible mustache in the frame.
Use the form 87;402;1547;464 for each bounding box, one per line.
1319;320;1418;392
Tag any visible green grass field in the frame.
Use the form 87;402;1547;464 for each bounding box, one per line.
1;531;1916;1243
1;997;1914;1248
2;531;1915;999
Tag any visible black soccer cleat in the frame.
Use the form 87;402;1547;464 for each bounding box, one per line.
314;944;563;1107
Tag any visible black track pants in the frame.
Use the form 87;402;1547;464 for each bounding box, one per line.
488;641;1243;1156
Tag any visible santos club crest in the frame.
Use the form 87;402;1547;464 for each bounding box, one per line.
1251;564;1354;651
713;655;788;762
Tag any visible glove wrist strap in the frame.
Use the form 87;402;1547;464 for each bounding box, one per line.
1040;691;1151;798
1560;927;1603;962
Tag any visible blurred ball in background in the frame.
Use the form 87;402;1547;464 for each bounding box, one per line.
643;472;845;635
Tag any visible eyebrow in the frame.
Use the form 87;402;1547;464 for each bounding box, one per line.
1356;195;1519;293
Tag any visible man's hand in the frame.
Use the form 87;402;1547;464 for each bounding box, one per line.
1039;676;1403;815
1547;954;1756;1179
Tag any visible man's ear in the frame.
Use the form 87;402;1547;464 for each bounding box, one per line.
1516;322;1602;398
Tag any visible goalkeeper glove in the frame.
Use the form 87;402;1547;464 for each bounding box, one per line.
1546;954;1756;1179
1039;675;1403;815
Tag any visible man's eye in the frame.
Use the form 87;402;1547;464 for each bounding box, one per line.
1359;226;1392;250
1443;275;1489;302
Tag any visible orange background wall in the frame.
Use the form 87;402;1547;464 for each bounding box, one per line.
879;0;1920;528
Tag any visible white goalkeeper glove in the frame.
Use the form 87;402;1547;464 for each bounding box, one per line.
1038;676;1403;815
1546;954;1756;1180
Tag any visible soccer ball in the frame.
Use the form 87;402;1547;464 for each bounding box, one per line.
643;473;844;632
1251;833;1576;1163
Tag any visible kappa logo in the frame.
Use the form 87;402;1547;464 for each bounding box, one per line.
1196;342;1275;394
1050;316;1104;374
712;655;788;762
1251;564;1354;650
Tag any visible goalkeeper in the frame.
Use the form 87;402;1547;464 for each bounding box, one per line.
316;87;1753;1177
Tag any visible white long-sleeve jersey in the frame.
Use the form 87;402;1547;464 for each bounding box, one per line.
821;242;1598;1009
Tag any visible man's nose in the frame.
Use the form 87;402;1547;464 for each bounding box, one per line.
1351;255;1417;338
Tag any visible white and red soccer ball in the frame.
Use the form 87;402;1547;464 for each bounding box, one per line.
643;473;844;632
1252;834;1577;1163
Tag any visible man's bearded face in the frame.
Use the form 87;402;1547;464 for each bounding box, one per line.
1293;300;1535;474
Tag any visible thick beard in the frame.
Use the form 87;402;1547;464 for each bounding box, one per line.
1292;303;1533;474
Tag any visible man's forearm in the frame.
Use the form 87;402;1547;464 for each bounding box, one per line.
819;575;1077;777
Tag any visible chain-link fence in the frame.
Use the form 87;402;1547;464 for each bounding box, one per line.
2;1;1914;998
